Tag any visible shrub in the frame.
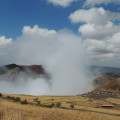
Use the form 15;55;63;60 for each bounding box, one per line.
33;98;39;102
7;96;11;99
14;97;21;102
50;103;55;108
70;104;74;109
39;103;54;108
21;99;28;104
56;102;61;108
44;104;52;108
11;97;16;100
39;104;45;107
89;98;93;102
0;93;2;97
7;96;15;100
36;100;41;106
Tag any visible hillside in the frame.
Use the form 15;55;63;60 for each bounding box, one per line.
81;76;120;99
0;64;49;82
0;94;120;120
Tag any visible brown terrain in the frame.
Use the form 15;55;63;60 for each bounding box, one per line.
81;76;120;99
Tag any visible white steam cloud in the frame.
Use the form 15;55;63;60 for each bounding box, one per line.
0;25;93;95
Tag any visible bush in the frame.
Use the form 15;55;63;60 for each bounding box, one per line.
0;93;2;97
70;104;74;109
36;100;41;106
56;102;61;108
50;103;55;108
7;96;15;100
89;98;93;102
11;97;16;100
33;98;39;102
39;104;45;107
21;99;28;104
7;96;11;99
39;103;54;108
14;97;21;102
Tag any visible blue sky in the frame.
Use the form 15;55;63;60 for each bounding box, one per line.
0;0;119;38
0;0;82;38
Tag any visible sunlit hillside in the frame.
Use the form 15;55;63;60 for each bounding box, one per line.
0;93;120;120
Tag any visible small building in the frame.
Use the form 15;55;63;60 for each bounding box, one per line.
102;104;113;108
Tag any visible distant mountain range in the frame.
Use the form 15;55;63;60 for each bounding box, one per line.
90;66;120;78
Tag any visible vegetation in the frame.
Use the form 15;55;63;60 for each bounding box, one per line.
0;94;120;120
56;102;61;108
36;100;41;105
7;96;21;102
21;99;28;104
14;97;21;102
89;98;93;102
33;98;39;101
40;103;54;108
0;93;2;97
7;96;15;100
51;103;55;107
70;104;74;108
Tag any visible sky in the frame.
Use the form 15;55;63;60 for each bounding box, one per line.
0;0;120;67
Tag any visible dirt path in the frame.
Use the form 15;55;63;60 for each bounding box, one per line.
60;107;120;117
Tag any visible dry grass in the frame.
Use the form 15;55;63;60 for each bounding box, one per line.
106;98;120;105
0;94;120;120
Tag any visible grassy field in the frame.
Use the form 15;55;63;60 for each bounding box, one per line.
0;94;120;120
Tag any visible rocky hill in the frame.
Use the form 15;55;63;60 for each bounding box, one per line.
0;64;48;82
93;76;120;93
80;66;120;98
81;76;120;98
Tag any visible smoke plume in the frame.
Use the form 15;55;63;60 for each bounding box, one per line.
0;25;94;95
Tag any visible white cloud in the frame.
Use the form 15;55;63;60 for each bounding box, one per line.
69;7;120;65
23;25;57;37
47;0;77;7
79;21;120;39
83;31;120;63
0;36;12;55
69;7;120;24
84;0;120;7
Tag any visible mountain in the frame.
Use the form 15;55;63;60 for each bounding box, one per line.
0;64;49;82
90;66;120;78
81;76;120;98
80;66;120;98
93;76;120;93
